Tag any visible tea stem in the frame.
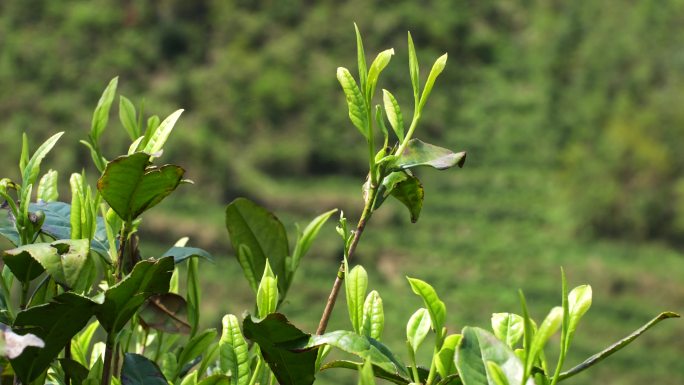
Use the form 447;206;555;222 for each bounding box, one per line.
316;185;377;335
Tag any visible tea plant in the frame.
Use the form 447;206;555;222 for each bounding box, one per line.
0;25;677;385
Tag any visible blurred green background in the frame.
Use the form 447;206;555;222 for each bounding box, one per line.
1;1;683;384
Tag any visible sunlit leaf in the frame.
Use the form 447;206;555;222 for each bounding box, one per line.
142;109;184;155
406;308;431;353
346;265;368;334
383;90;405;141
296;331;409;378
337;67;369;140
407;277;446;339
91;77;118;143
288;208;337;292
36;170;58;202
436;334;462;378
22;132;64;187
219;314;249;385
418;54;447;112
119;96;139;141
361;290;384;340
456;327;533;385
491;313;524;349
527;307;562;374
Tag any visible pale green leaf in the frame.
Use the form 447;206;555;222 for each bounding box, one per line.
337;67;369;140
346;265;368;334
142;109;184;155
406;308;431;354
383;90;404;141
36;170;58;202
418;53;447;112
91;77;118;142
491;313;524;349
219;314;250;385
407;277;446;340
361;290;384;340
119;96;139;140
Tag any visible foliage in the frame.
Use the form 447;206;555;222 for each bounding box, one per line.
0;22;679;385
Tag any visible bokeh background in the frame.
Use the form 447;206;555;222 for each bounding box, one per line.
1;1;683;384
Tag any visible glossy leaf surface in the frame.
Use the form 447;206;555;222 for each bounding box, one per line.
337;67;369;140
406;308;431;353
407;277;446;337
361;290;384;340
346;265;368;334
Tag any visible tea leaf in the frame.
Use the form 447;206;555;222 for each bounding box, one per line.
407;32;420;107
22;132;64;187
59;358;90;385
456;327;533;385
257;263;279;318
298;331;409;378
361;290;384;340
219;314;250;385
176;329;218;378
491;313;524;349
225;198;289;295
337;67;369;140
289;208;337;289
96;257;174;333
359;359;376;385
390;173;424;223
119;96;139;140
161;246;214;264
558;312;680;381
320;360;414;385
91;77;118;143
242;313;317;385
382;90;404;141
566;285;592;351
366;49;394;101
393;139;466;171
36;170;58;202
11;293;98;384
187;256;201;337
436;334;462;378
354;23;367;92
527;307;562;374
406;308;431;353
8;239;89;290
72;321;100;367
418;53;447;112
407;277;446;340
120;353;167;385
2;243;48;283
346;265;368;334
486;361;510;385
97;152;185;221
142;109;184;155
197;375;231;385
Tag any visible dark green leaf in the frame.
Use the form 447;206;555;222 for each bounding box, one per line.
393;139;466;171
390;174;424;223
2;244;47;283
225;198;289;294
456;327;532;385
558;312;680;381
121;353;168;385
138;293;190;334
59;358;89;385
161;246;213;264
97;153;185;221
296;331;409;378
11;293;97;384
96;257;174;333
242;313;317;385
